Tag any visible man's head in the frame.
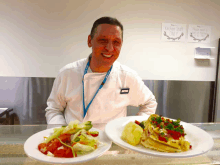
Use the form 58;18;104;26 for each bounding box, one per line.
88;17;123;72
90;17;123;40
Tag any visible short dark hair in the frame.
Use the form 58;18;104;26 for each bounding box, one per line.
90;16;123;40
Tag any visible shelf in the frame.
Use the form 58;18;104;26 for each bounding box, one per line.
196;47;215;49
194;57;214;60
194;47;214;60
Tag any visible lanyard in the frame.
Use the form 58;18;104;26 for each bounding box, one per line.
82;59;112;118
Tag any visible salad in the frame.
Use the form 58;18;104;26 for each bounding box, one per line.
38;120;101;158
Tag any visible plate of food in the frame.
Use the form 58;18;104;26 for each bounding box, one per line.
105;114;214;158
24;120;112;164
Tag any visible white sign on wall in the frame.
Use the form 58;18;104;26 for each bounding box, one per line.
161;23;186;42
188;25;211;43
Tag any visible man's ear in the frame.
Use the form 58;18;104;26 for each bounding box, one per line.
88;35;92;47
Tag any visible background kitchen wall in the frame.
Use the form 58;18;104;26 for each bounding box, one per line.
0;0;220;124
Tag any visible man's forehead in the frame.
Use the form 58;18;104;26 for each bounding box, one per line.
96;23;121;29
95;24;122;37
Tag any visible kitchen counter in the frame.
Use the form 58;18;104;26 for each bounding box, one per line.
0;123;220;165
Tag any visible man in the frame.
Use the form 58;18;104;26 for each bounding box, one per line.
45;17;157;125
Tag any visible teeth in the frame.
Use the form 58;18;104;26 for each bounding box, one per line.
103;54;112;58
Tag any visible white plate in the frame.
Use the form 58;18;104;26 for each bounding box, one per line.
24;127;112;164
105;116;214;158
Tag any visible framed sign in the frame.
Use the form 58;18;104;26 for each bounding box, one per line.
161;23;186;42
188;25;211;43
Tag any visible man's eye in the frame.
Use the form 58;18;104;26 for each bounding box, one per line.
99;39;107;42
114;40;120;44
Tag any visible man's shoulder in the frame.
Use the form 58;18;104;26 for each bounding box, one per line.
59;58;87;75
114;61;138;76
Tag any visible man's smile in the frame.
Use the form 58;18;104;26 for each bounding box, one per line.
102;53;113;58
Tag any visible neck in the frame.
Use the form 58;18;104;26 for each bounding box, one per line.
90;63;111;73
89;57;111;73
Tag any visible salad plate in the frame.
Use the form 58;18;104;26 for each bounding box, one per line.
24;127;112;164
105;116;214;158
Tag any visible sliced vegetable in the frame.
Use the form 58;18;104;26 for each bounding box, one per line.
72;143;95;152
78;121;93;131
88;131;99;137
43;127;65;143
71;130;86;143
139;121;145;129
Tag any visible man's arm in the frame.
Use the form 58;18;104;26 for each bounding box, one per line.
45;74;67;125
137;95;157;116
129;74;157;115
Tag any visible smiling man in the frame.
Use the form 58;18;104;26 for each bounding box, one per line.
45;17;157;125
88;23;122;72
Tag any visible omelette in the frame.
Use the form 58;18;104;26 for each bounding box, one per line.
121;114;191;153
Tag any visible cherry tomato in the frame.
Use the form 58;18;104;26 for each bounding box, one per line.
135;120;140;125
90;133;99;137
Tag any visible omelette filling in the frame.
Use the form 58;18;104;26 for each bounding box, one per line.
121;114;192;153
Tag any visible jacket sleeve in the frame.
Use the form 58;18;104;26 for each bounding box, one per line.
129;73;157;116
45;73;67;125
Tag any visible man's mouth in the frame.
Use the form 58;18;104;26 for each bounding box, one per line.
102;53;112;58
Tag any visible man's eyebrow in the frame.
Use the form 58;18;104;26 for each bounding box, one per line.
97;36;107;38
98;35;122;40
98;35;108;38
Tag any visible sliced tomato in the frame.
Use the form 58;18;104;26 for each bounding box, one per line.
52;139;62;147
65;147;73;158
58;133;71;143
167;130;182;140
158;136;167;142
54;149;66;157
54;146;74;158
47;139;62;153
38;143;48;155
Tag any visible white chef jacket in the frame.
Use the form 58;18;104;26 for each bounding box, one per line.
45;56;157;125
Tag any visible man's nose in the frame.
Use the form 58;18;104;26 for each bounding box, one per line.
105;41;114;51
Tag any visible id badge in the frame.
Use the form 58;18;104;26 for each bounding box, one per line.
120;88;129;94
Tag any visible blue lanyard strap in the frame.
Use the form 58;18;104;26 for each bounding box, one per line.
82;59;112;118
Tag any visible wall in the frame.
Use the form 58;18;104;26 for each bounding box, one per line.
127;80;211;123
1;0;219;123
1;0;220;80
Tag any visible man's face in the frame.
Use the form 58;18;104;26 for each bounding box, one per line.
88;24;123;71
